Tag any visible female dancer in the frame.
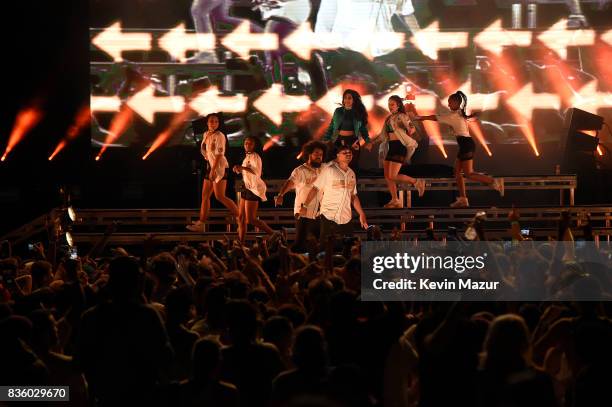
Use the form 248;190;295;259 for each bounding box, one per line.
187;113;239;232
415;91;504;208
233;136;274;242
323;89;373;171
378;95;426;207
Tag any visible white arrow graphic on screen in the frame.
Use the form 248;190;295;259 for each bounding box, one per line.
158;23;215;62
474;19;532;56
537;19;595;60
409;21;468;60
221;21;279;59
91;22;152;62
254;84;312;125
283;22;341;60
91;96;121;112
571;80;612;114
601;29;612;46
506;83;561;120
344;31;405;60
126;86;185;123
189;86;248;116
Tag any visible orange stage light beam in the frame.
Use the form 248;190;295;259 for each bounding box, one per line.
1;107;43;161
49;106;91;160
263;135;281;151
48;141;67;161
95;106;134;160
519;118;540;157
537;51;576;107
485;52;540;156
422;120;448;159
592;41;612;90
468;120;493;156
143;109;194;160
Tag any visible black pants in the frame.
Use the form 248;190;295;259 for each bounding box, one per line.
291;217;321;253
319;215;353;249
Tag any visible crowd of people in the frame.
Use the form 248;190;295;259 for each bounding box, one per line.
1;210;612;406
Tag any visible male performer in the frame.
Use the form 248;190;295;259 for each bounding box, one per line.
301;144;368;246
274;141;326;252
189;0;255;63
314;0;420;58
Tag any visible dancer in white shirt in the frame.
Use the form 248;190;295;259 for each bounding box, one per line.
188;113;239;232
275;141;327;252
233;136;274;242
415;91;504;208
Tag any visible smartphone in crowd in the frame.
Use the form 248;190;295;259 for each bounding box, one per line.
28;241;40;251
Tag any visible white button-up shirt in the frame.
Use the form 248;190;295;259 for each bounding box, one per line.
200;130;229;183
242;152;267;201
289;164;322;219
313;161;357;225
437;110;471;137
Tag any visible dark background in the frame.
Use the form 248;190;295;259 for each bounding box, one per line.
2;1;612;237
1;0;89;233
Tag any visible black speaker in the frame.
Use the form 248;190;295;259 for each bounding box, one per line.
568;131;600;153
561;109;602;173
565;108;604;131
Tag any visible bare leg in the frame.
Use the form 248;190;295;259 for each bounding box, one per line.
191;0;244;34
455;159;467;198
191;0;220;34
199;180;214;222
388;161;417;185
245;200;274;235
461;160;494;185
213;180;239;217
383;160;398;202
238;199;247;242
264;19;296;83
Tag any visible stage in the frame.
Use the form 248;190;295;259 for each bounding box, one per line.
3;175;610;248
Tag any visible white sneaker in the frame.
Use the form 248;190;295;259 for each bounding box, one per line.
492;178;505;197
186;52;219;64
186;221;204;232
567;14;589;29
415;179;426;197
450;197;469;208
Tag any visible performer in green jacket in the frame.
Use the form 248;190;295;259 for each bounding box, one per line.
323;89;373;171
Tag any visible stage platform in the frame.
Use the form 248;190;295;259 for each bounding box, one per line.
4;205;610;247
2;175;606;247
